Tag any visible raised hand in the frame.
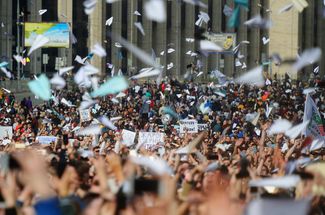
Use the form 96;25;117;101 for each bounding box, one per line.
0;171;17;207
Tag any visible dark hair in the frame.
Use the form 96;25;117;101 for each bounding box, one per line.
236;158;250;179
219;165;229;175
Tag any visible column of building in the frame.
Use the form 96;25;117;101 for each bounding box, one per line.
234;0;248;78
139;1;153;72
300;0;325;79
222;0;235;77
127;0;138;76
111;1;123;70
207;1;223;75
0;0;13;70
88;1;105;75
302;0;315;79
27;0;42;76
246;0;260;71
169;1;182;79
315;0;325;78
57;0;73;71
269;0;299;79
152;1;167;77
196;0;208;80
260;0;270;66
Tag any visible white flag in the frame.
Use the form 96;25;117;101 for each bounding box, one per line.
303;94;325;141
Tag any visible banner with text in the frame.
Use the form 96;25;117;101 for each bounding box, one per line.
80;109;92;122
198;124;209;131
0;126;13;139
179;120;198;133
202;32;236;53
122;129;136;146
138;132;164;148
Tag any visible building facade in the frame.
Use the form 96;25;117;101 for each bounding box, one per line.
104;0;270;79
2;0;319;80
298;0;325;79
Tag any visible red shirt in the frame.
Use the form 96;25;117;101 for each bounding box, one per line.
161;83;166;92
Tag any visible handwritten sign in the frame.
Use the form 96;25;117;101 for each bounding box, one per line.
138;132;164;148
79;109;92;122
122;130;136;146
0;126;13;139
198;124;209;131
179;120;198;133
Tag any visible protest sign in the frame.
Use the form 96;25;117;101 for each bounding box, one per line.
179;120;198;133
198;124;209;131
36;136;57;144
0;126;13;139
138;132;164;148
122;129;136;146
80;109;92;122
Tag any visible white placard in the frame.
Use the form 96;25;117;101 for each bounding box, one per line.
198;124;208;131
36;136;57;144
0;126;13;139
138;132;164;148
79;109;91;122
122;129;136;146
179;120;198;133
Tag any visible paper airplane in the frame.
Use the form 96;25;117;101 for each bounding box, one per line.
92;43;107;57
262;37;270;45
292;48;322;71
28;35;49;56
183;0;207;8
106;0;120;3
278;3;294;13
110;34;160;68
91;76;128;97
0;68;11;79
27;74;51;101
106;17;113;26
134;10;141;16
84;0;97;15
145;0;166;23
269;119;293;135
134;22;145;36
50;74;66;90
38;9;47;15
59;66;74;76
235;66;265;87
244;15;272;29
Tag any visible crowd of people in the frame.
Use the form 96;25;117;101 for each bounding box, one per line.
0;73;324;215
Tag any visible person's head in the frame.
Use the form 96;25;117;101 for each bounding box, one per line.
69;160;91;191
202;171;218;193
93;146;100;157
